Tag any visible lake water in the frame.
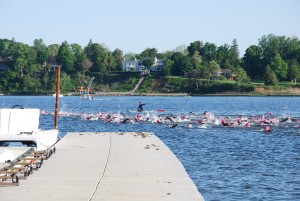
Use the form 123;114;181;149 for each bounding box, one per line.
1;96;299;201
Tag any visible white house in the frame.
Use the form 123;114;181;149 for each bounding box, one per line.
122;57;166;72
150;57;166;71
122;58;141;71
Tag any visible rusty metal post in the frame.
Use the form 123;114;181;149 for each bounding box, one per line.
55;66;61;129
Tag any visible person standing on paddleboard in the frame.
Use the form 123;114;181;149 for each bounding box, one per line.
137;101;145;112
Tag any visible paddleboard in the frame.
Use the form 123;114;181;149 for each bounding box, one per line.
127;110;155;113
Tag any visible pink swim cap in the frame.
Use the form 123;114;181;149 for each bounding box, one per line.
264;126;271;132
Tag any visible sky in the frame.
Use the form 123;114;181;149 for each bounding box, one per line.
1;0;299;56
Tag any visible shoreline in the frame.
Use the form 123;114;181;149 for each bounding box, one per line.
1;93;300;97
1;91;300;97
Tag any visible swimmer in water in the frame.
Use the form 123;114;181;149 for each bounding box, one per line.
169;123;178;128
187;123;193;128
264;125;271;132
221;118;234;127
237;117;242;125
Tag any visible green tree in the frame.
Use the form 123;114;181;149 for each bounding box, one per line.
259;34;284;65
174;45;188;55
60;72;73;92
264;65;278;85
33;38;47;65
139;48;157;69
15;57;27;77
191;51;202;70
112;48;123;71
0;39;11;59
142;57;155;68
200;42;217;63
287;62;299;83
123;52;136;61
187;42;203;71
80;53;93;72
162;59;173;76
71;43;84;70
139;48;157;59
209;60;221;80
57;41;75;74
242;45;262;78
84;42;109;74
8;42;37;88
0;70;19;92
235;68;250;85
281;36;300;63
269;53;288;81
41;71;50;91
187;41;202;56
84;39;93;59
47;44;59;64
229;39;240;68
22;74;41;92
170;52;193;76
198;65;210;79
216;44;230;68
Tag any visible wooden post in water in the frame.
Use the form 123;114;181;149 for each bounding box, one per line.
55;66;61;129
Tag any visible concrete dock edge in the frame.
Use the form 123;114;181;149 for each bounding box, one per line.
0;132;204;201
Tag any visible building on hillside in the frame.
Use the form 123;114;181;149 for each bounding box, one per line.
212;69;236;80
220;69;236;80
122;58;142;71
122;57;166;73
150;57;166;71
185;70;201;78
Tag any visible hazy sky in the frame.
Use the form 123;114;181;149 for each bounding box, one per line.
1;0;299;56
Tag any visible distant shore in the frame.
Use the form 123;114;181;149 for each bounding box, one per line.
1;90;300;97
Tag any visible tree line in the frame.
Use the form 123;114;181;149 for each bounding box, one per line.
0;34;299;93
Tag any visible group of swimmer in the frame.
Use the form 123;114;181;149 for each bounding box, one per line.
42;105;300;132
165;112;299;132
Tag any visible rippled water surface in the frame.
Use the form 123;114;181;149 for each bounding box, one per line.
1;96;299;201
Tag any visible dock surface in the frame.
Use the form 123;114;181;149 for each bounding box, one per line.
0;132;204;201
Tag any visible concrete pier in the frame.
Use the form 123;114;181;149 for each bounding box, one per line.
1;132;204;201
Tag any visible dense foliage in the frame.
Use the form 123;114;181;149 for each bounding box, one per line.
0;34;299;94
